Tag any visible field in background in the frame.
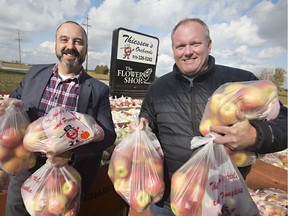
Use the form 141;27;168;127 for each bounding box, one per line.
0;69;287;106
0;69;108;94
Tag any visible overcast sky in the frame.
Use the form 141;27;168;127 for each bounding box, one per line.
0;0;287;81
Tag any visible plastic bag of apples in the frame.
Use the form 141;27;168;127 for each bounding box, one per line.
199;80;280;167
108;126;164;213
23;106;104;156
171;134;260;216
0;99;36;175
21;159;81;216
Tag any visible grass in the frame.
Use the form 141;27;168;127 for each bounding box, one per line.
0;70;109;94
0;69;287;106
1;62;32;70
0;71;26;93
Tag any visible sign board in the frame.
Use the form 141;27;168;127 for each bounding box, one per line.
109;28;159;98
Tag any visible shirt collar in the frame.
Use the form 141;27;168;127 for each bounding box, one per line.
52;64;83;83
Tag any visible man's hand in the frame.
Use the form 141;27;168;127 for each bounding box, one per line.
0;98;23;115
46;150;73;167
210;111;257;150
129;117;148;133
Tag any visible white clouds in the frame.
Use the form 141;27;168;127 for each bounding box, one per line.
248;0;287;48
230;16;265;46
258;47;285;59
0;0;286;78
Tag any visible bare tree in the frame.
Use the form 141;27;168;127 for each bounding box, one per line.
257;67;286;90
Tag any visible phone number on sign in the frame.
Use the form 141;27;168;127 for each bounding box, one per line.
132;55;153;62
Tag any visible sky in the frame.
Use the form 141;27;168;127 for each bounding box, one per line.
0;0;287;82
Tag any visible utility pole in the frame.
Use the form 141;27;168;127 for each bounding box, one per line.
16;31;22;67
82;15;91;72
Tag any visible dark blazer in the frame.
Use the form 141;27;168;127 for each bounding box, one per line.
9;63;116;193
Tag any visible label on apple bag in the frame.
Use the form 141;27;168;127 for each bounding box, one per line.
201;160;259;216
42;107;95;153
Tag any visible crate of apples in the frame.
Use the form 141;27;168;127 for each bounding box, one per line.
108;142;164;213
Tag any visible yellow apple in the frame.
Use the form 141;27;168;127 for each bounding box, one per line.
0;144;14;161
113;155;132;178
2;157;24;174
199;117;222;136
14;144;31;160
222;83;244;93
129;190;151;212
218;102;239;125
253;80;278;99
230;150;248;166
209;93;224;114
113;178;130;194
171;171;188;196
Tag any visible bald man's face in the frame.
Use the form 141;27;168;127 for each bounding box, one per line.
55;22;87;71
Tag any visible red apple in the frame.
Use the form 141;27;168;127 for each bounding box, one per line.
171;183;204;216
129;190;151;212
0;127;23;148
217;102;239;125
47;193;67;215
131;143;148;164
188;183;206;203
145;156;163;178
238;86;267;113
62;180;80;199
113;155;132;178
144;173;164;197
0;144;14;161
45;172;65;191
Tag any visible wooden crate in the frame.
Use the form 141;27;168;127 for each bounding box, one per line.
245;159;287;191
79;164;129;216
0;191;6;216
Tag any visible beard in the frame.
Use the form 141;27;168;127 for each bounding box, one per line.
57;49;85;70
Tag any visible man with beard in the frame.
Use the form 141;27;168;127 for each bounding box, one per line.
2;21;116;216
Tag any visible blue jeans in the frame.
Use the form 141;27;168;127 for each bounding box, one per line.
150;202;174;216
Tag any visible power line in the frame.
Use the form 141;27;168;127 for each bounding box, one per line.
82;15;92;72
15;31;22;67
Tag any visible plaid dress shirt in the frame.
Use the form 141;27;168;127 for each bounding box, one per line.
38;65;82;117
